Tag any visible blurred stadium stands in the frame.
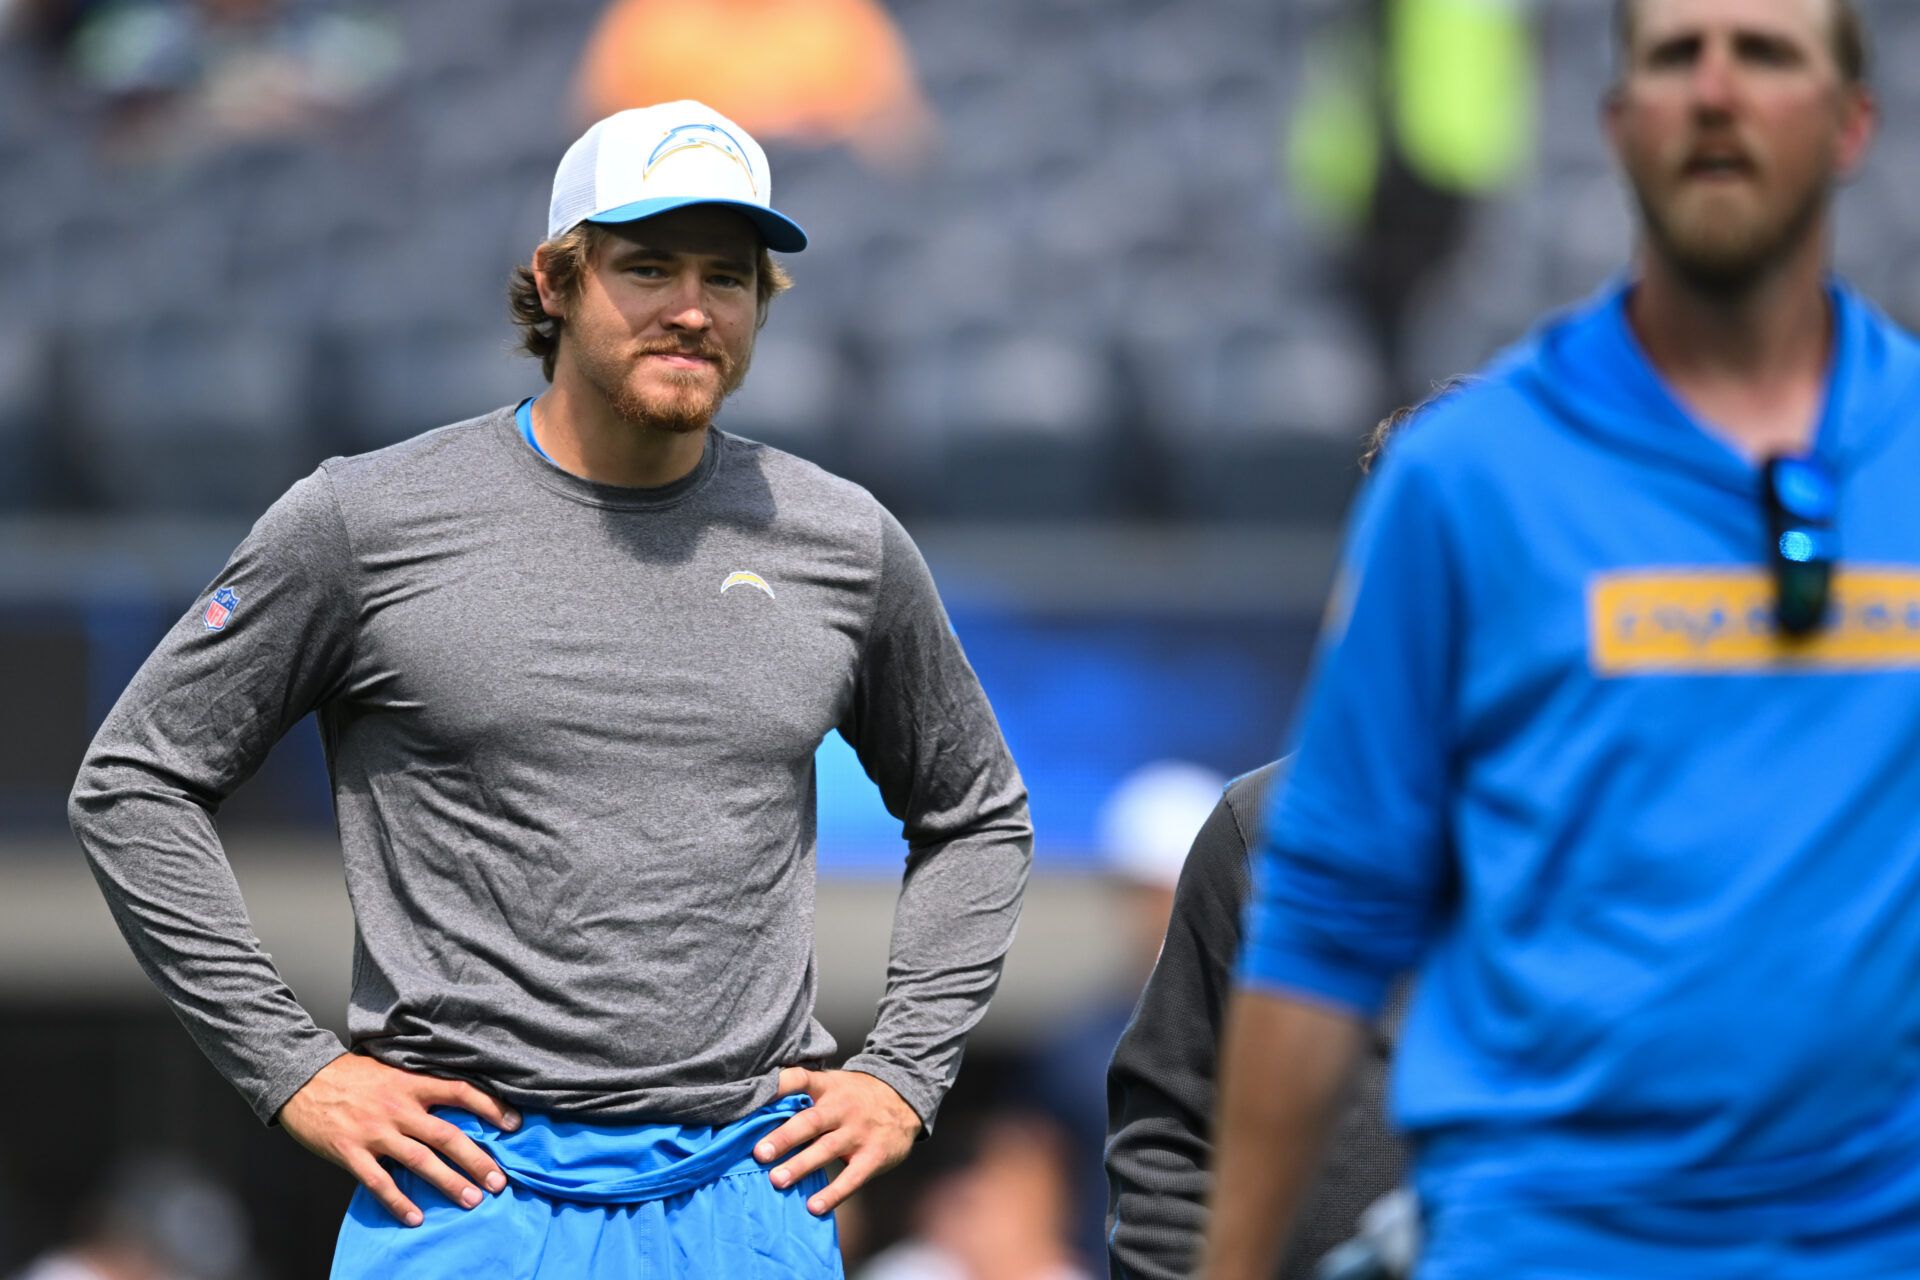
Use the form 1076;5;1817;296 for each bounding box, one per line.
4;0;1914;520
0;2;1483;515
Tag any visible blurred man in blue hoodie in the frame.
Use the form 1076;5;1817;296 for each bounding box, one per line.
1201;2;1920;1277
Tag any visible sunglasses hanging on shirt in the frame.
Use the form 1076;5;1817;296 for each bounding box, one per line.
1761;455;1838;639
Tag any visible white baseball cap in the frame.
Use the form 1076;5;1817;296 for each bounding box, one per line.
547;100;808;252
1097;760;1228;889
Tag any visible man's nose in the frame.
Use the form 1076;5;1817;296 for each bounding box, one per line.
1689;40;1740;117
661;272;713;331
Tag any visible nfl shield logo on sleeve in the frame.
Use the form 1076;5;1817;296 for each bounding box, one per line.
203;587;238;631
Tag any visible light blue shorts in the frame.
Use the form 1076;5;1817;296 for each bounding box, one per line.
330;1094;841;1279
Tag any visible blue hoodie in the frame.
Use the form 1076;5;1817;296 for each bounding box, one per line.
1240;280;1920;1278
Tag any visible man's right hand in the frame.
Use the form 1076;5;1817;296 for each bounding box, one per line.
276;1052;522;1227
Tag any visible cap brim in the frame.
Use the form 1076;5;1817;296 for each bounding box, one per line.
585;196;808;253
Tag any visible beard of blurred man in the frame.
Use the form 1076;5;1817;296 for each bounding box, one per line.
1608;0;1871;297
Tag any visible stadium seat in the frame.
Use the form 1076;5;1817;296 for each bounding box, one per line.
65;322;317;513
0;325;53;511
717;332;853;468
933;329;1118;519
9;0;1917;522
320;324;540;453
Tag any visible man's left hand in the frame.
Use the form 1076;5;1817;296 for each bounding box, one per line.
754;1067;922;1215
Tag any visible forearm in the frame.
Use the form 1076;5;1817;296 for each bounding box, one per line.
68;468;360;1123
1106;1106;1212;1280
843;807;1031;1128
842;506;1033;1127
70;757;345;1123
1201;989;1367;1280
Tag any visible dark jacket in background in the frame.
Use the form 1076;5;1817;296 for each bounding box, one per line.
1105;762;1404;1279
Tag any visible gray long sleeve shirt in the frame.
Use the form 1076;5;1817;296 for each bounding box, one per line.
69;408;1032;1129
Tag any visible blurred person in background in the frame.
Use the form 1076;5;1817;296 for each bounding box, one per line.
8;1153;253;1280
34;0;402;159
1289;0;1534;400
1028;760;1226;1270
1106;762;1403;1280
855;1109;1092;1280
1204;2;1920;1277
0;0;107;54
574;0;933;167
67;99;1031;1278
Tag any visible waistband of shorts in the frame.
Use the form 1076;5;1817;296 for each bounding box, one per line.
437;1094;810;1205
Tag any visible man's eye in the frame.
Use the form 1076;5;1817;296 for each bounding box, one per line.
1645;38;1700;69
710;274;745;289
1741;39;1800;67
629;264;666;278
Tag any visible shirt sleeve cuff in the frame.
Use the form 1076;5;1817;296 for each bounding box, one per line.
840;1053;939;1136
1235;936;1393;1019
253;1035;351;1127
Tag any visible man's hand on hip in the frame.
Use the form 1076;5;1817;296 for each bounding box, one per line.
276;1052;521;1227
755;1067;922;1216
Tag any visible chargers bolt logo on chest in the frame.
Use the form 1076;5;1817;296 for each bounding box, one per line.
203;586;239;631
720;571;775;600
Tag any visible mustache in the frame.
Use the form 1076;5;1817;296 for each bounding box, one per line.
1680;130;1757;171
637;341;729;366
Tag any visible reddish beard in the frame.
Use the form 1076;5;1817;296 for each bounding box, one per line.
580;338;752;434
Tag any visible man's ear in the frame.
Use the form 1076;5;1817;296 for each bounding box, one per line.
1835;85;1879;183
532;247;566;320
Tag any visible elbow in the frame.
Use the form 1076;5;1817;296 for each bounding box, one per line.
67;749;125;846
906;787;1034;864
972;760;1031;842
988;786;1035;853
67;760;102;838
980;798;1035;873
997;810;1035;868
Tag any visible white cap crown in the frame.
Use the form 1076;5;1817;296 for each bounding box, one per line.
547;101;806;251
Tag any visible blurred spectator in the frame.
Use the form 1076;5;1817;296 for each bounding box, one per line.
855;1111;1092;1280
1097;762;1234;975
1029;761;1228;1271
6;1153;254;1280
574;0;933;166
52;0;403;159
1289;0;1534;399
1;0;113;54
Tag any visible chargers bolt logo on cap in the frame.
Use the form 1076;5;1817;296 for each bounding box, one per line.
546;101;807;252
644;122;760;196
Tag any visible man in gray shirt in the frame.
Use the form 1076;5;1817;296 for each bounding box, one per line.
68;100;1032;1277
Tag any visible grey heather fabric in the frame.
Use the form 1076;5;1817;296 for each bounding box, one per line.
1106;761;1404;1280
69;408;1032;1129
